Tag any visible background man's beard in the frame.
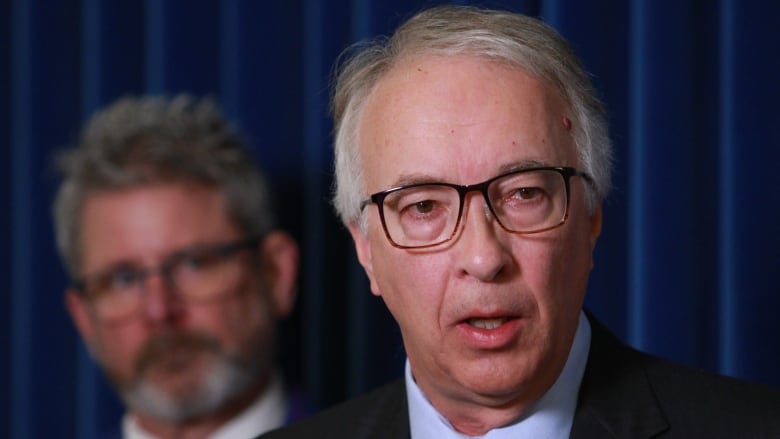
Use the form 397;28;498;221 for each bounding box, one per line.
117;331;266;423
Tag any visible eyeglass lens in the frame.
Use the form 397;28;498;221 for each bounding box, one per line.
379;169;569;248
82;241;253;321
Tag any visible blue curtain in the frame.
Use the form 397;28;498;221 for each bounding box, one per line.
3;1;778;438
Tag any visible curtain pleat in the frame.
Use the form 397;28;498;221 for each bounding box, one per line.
9;2;33;437
717;0;780;380
3;1;779;437
718;0;739;378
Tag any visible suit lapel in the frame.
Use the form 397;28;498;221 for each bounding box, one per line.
356;379;410;439
570;315;669;439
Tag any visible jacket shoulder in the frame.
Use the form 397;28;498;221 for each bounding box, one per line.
574;314;780;438
259;379;408;439
642;350;780;433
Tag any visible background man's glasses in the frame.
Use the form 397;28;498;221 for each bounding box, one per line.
73;237;260;322
360;167;591;249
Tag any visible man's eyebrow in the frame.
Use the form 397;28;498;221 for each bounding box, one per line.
385;159;554;189
82;259;143;282
386;173;443;188
496;159;553;174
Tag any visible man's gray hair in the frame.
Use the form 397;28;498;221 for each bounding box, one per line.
331;5;612;225
53;94;275;278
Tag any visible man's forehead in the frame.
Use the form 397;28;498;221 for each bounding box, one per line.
79;183;239;266
358;55;575;189
362;55;567;131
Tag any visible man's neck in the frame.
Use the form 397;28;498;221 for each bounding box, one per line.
417;363;565;436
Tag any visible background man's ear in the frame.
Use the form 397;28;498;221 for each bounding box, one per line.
65;289;97;349
260;231;300;317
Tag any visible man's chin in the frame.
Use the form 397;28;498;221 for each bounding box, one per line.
141;351;214;393
120;354;255;423
141;367;209;402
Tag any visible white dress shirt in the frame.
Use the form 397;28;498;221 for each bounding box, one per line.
123;371;288;439
406;311;591;438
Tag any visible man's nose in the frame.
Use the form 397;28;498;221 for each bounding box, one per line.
141;270;185;324
455;193;512;281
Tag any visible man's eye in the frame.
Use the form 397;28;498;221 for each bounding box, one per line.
512;187;542;200
108;270;141;289
180;252;221;271
390;188;452;218
409;200;437;214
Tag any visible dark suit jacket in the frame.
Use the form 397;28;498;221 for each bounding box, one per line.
261;316;780;438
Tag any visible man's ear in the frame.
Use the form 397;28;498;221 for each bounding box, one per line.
588;204;603;269
589;204;603;249
347;222;381;297
260;231;300;317
65;288;97;348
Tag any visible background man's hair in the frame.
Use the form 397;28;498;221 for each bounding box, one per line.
53;94;276;277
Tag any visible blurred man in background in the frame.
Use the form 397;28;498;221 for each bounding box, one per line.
54;95;304;438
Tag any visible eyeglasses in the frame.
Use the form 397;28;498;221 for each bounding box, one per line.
360;167;591;249
73;237;260;322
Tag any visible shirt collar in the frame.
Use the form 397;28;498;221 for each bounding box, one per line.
406;311;591;438
123;371;288;439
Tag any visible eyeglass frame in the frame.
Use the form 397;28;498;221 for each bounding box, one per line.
359;166;593;249
71;236;262;319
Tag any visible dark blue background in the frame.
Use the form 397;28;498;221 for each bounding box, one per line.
3;1;779;438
